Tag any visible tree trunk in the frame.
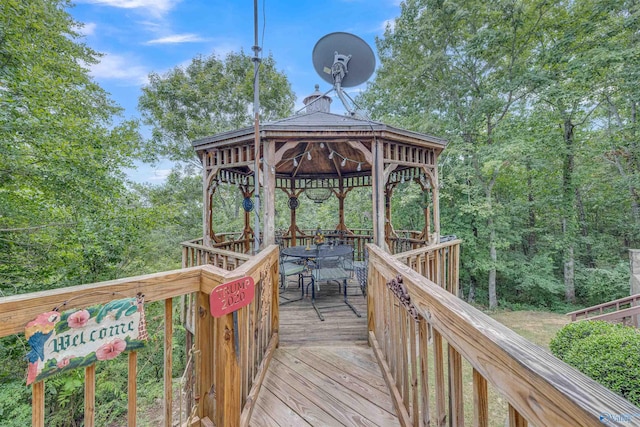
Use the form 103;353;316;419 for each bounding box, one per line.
489;217;498;309
562;118;576;303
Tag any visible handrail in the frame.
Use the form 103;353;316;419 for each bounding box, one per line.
0;245;280;427
367;243;639;426
567;293;640;323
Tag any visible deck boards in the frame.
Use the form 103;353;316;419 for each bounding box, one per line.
250;278;400;426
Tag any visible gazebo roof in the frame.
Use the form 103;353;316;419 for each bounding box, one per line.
192;110;447;180
192;111;447;150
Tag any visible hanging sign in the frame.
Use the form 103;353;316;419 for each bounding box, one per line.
210;277;255;317
25;297;147;385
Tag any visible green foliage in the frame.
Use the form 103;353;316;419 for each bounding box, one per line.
0;381;31;426
138;52;295;163
551;321;640;406
575;264;630;307
550;320;620;360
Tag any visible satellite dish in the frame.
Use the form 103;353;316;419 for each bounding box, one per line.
312;32;376;88
311;32;375;116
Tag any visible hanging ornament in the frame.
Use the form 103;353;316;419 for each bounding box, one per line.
288;196;299;210
243;197;254;212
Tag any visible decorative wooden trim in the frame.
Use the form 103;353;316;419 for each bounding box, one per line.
386;275;419;320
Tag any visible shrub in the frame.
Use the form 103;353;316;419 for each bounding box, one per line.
551;321;640;406
549;320;620;360
564;327;640;406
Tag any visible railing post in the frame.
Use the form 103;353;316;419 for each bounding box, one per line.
215;311;241;427
196;291;216;421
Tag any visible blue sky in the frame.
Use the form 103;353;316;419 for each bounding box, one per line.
68;0;401;183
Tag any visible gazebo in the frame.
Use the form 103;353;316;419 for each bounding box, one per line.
192;86;448;256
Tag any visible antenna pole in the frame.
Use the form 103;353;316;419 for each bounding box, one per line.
252;0;261;254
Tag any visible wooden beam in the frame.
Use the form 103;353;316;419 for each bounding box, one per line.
347;139;373;164
274;141;299;164
0;267;202;337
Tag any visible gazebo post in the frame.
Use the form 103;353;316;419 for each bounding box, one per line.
372;138;386;249
263;138;276;246
432;167;441;243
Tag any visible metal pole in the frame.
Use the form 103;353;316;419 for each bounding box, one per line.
252;0;261;254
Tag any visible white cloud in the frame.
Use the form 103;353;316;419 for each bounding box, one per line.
146;33;206;45
381;18;395;33
78;22;97;36
78;0;179;18
90;53;149;85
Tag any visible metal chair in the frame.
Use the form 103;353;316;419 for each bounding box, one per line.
279;253;305;304
306;246;361;321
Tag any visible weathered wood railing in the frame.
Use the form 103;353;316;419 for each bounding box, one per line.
367;243;639;426
182;238;252;270
0;245;280;427
567;293;640;327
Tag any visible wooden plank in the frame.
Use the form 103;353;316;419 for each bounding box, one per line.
419;319;430;427
215;309;241;427
0;267;202;337
267;355;388;427
473;369;489;427
240;333;279;427
164;298;173;427
409;319;419;427
285;347;397;415
32;381;45;427
261;365;344;426
85;364;96;427
432;330;446;427
252;385;311;426
508;404;528;427
582;305;640;323
128;351;137;427
370;331;412;427
448;345;463;427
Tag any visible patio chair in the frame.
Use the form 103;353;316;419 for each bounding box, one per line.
279;253;305;305
306;246;361;321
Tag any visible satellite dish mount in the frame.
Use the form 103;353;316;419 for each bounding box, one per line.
312;33;375;116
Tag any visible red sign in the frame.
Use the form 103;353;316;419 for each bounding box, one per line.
210;277;255;317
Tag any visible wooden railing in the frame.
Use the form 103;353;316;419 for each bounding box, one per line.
182;238;252;270
0;245;280;427
567;294;640;327
367;243;639;426
393;239;461;295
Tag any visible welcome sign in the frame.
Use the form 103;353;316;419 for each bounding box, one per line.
25;297;147;385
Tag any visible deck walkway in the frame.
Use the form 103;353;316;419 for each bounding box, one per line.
249;279;400;426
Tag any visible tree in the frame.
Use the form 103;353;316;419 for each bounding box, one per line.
0;0;146;295
138;52;296;165
529;0;640;301
359;0;550;308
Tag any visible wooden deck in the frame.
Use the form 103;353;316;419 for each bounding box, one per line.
249;279;400;426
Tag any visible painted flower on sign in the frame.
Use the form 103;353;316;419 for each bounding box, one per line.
67;309;90;328
57;358;72;369
95;338;127;361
